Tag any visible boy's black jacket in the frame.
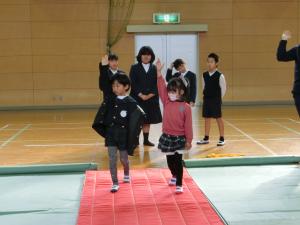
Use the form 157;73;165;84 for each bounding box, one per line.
92;96;146;156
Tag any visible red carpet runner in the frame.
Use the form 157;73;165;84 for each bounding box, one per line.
76;168;224;225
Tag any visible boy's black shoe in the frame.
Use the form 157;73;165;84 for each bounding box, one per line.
144;140;155;146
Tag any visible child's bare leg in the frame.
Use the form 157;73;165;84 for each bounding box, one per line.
204;118;211;137
216;117;224;137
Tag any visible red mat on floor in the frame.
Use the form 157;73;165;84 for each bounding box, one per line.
76;168;224;225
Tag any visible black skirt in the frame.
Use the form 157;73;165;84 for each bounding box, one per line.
158;133;186;153
136;97;162;124
202;97;222;118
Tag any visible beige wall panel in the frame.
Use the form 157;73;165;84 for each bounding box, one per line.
32;38;101;55
233;2;298;19
198;20;233;35
233;19;298;35
0;0;29;4
33;55;68;73
0;56;32;73
0;39;31;56
33;55;98;73
0;73;33;90
30;4;98;21
232;85;292;101
233;35;298;53
31;21;100;38
31;0;99;4
98;3;108;21
0;22;31;39
0;5;30;21
233;69;294;86
34;89;100;105
233;53;293;69
224;87;233;102
34;72;98;89
199;35;232;53
111;36;135;55
0;90;33;106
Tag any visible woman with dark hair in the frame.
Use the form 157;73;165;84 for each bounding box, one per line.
129;46;162;146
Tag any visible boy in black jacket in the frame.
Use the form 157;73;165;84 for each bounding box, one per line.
277;30;300;117
95;73;140;193
166;59;197;106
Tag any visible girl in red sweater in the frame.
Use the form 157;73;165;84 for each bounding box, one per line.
156;59;193;194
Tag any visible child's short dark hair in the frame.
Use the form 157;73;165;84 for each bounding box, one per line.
167;77;188;101
136;46;155;64
108;53;118;61
173;59;185;70
111;73;131;91
208;53;219;63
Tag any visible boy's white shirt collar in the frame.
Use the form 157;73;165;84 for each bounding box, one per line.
117;95;127;99
109;68;118;74
181;70;189;77
208;69;218;76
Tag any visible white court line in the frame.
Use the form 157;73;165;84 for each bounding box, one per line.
224;120;277;155
4;127;91;131
24;143;103;147
0;124;31;149
193;117;290;122
268;119;300;136
227;137;300;142
9;122;90;126
288;118;300;124
0;124;9;131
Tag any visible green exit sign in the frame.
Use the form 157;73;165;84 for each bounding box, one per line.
153;13;180;24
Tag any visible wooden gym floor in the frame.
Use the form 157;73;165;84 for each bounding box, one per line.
0;105;299;169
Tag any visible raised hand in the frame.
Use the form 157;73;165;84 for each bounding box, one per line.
101;55;109;65
282;30;291;40
156;58;164;73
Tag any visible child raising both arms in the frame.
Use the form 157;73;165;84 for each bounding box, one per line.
156;59;193;194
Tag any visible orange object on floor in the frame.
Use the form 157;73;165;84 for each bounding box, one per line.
76;168;224;225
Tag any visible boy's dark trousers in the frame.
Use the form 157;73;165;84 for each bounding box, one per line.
166;153;183;186
293;93;300;117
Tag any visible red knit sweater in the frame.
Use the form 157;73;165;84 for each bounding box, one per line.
157;76;193;144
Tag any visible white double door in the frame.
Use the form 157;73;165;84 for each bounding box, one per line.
135;34;198;76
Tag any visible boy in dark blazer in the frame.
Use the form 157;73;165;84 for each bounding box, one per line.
166;59;197;106
99;53;124;100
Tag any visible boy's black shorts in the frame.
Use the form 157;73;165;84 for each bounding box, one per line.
105;126;127;151
202;97;222;118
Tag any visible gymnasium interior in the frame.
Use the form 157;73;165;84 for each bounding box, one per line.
0;1;299;225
